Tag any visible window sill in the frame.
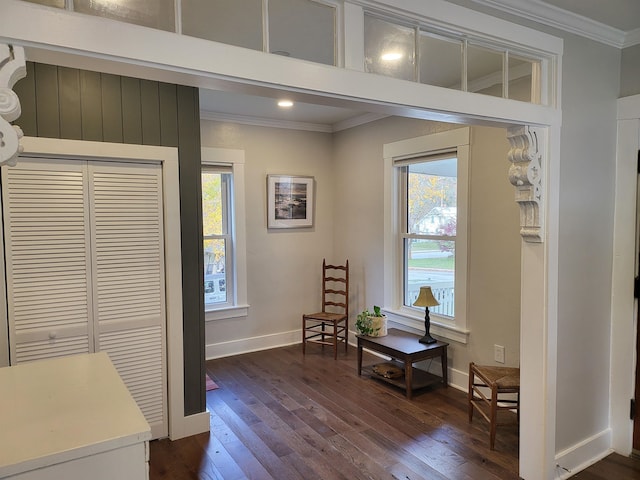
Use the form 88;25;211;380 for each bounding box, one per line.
205;304;249;322
381;306;469;344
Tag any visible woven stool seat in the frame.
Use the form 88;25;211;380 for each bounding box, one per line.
468;362;520;450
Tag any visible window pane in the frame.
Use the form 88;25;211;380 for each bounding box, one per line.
204;239;227;304
74;0;175;31
364;15;416;82
405;239;455;317
202;172;224;236
508;54;536;103
467;44;504;97
407;159;457;235
269;0;335;65
182;0;263;51
404;157;457;317
419;32;462;89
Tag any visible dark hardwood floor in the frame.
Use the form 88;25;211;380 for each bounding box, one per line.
149;344;640;479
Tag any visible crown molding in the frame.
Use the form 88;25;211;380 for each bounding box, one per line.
200;110;388;133
332;112;389;131
467;0;627;48
200;110;334;133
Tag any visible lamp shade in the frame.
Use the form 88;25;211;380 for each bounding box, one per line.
413;286;440;307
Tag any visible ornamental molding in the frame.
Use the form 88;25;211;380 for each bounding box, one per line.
0;43;26;167
507;125;545;243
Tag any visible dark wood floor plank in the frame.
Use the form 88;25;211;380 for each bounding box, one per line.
149;345;640;480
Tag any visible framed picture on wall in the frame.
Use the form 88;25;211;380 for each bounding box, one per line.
267;175;314;228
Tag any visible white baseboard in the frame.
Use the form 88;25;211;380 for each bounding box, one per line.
206;329;300;359
554;429;613;479
208;329;471;392
170;411;210;440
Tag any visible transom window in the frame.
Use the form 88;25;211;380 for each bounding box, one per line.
364;13;542;104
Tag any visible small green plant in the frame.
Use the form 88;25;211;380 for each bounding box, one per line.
356;306;384;336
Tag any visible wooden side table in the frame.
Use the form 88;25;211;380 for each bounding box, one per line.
357;328;448;399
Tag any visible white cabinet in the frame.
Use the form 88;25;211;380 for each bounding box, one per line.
2;158;167;439
0;352;151;480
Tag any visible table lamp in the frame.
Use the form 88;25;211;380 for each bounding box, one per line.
413;286;440;344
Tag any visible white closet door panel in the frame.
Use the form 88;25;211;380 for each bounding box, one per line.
100;325;166;439
89;163;165;329
2;160;93;364
14;334;90;364
89;162;167;439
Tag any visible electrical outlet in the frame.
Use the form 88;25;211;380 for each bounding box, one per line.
494;344;505;364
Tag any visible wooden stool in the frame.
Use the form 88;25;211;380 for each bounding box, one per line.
468;362;520;450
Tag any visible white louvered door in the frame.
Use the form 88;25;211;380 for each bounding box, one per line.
2;159;93;363
2;158;167;439
89;162;167;439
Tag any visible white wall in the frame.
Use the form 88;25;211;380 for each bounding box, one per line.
333;117;521;376
200;122;336;354
554;35;620;456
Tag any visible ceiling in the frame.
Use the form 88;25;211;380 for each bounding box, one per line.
199;0;638;130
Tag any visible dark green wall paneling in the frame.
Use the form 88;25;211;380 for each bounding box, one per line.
176;85;205;415
13;62;205;417
141;80;162;146
158;83;179;147
80;70;104;141
58;67;82;140
34;63;60;138
101;73;124;143
121;76;143;144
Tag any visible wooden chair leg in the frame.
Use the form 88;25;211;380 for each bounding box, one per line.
468;363;474;423
344;321;349;353
302;316;306;355
490;385;498;450
333;322;338;360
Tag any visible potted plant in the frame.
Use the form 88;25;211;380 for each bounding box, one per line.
356;305;388;337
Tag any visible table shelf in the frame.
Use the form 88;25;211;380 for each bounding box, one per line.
357;328;448;399
363;362;444;394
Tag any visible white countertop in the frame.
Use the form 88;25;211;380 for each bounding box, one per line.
0;352;151;478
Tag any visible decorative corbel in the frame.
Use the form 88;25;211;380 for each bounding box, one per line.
507;125;545;243
0;43;26;167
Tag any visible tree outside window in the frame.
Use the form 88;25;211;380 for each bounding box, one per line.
404;157;457;317
202;168;232;306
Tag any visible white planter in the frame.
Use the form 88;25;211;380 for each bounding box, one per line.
368;315;387;337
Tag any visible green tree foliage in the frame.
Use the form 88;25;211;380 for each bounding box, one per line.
202;173;225;272
407;171;457;232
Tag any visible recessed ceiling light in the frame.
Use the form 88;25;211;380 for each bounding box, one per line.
278;100;294;108
381;52;403;61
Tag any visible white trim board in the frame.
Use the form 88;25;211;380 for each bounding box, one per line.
610;94;640;455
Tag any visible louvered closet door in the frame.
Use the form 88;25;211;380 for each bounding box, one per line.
89;162;167;439
2;159;93;364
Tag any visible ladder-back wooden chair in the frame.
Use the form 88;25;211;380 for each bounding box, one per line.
302;259;349;359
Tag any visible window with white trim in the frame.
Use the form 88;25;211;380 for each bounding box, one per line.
202;148;249;320
202;166;233;308
400;154;457;316
383;128;469;343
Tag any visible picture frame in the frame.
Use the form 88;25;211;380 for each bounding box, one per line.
267;175;314;228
